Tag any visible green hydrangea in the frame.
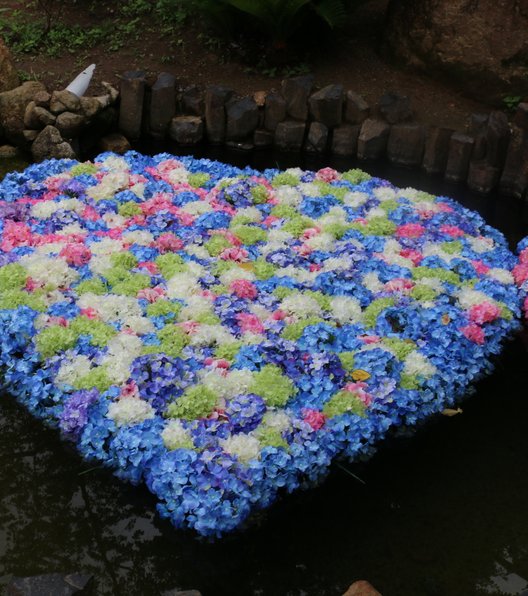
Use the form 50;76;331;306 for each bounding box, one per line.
157;324;189;357
70;163;98;177
400;373;420;390
250;364;297;406
74;366;113;393
441;240;463;254
273;286;296;300
111;273;151;296
363;217;397;236
271;205;297;218
166;385;218;420
383;338;416;360
75;278;108;295
323;390;366;418
36;325;77;359
282;317;325;341
379;199;399;213
412;266;460;286
314;182;349;202
282;216;314;237
305;290;332;311
204;233;231;256
146;300;182;318
342;169;371;185
338;351;356;371
110;252;138;269
232;225;267;245
69;316;116;347
250;184;269;204
363;297;396;328
195;312;221;325
321;222;350;239
188;172;210;188
410;285;438;301
0;263;27;291
272;172;300;187
118;201;142;217
253;259;277;280
214;341;242;363
255;425;288;449
155;253;187;278
0;289;46;312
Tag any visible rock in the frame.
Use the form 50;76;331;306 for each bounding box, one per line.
6;572;93;595
56;111;86;138
345;91;370;124
387;122;425;167
169;115;204;145
445;132;474;183
343;580;382;596
253;128;273;148
514;103;528;131
379;92;413;124
467;161;499;193
0;144;19;158
22;129;38;142
98;132;131;154
204;85;233;144
281;74;314;121
118;70;146;140
226;96;259;141
149;72;176;138
23;101;39;129
384;0;528;102
181;85;204;117
264;92;287;131
34;90;51;107
253;90;267;107
49;89;81;114
357;119;390;160
0;81;47;144
469;113;489;162
0;37;19;92
484;111;510;168
331;124;359;156
274;120;306;151
308;84;343;128
31;125;76;161
79;97;101;119
305;121;328;152
499;125;528;198
30;105;55;128
422;126;453;174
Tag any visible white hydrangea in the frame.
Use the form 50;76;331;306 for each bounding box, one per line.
181;200;213;215
321;257;353;272
242;332;267;344
487;268;514;284
281;294;322;318
373;187;396;201
166;272;202;300
200;368;254;399
362;272;384;293
186;261;207;278
56;354;93;387
122;230;154;246
130;182;145;198
365;207;386;219
59;223;86;235
250;304;271;321
262;410;291;432
343;191;369;208
220;433;260;463
103;333;143;385
189;324;236;347
330;296;362;324
89;254;114;276
102;156;129;171
219;266;256;285
275;266;317;284
107;397;155;427
468;236;494;254
235;206;262;222
167;167;189;185
20;253;78;288
178;295;214;321
185;244;210;260
89;238;124;255
317;206;348;225
31;198;84;219
305;233;335;251
162;420;194;450
298;182;321;197
87;172;129;201
419;277;444;292
78;293;143;324
285;167;304;177
123;315;155;334
275;186;302;206
422;243;457;262
35;242;66;255
457;288;496;309
103;212;126;228
403;351;437;378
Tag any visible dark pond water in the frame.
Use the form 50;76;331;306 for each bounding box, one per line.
1;148;528;596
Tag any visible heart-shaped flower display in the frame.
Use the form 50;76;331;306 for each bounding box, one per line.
0;152;522;536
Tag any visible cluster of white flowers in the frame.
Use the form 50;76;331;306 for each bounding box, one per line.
260;229;295;255
87;172;129;201
365;206;387;220
219;266;255;285
35;241;67;256
122;230;154;246
330;296;362;325
178;295;214;321
89;238;124;255
31;198;84;219
299;182;321;197
166;167;189;185
317;206;348;226
181;200;213;215
102;156;129;171
107;397;155;427
103;333;143;385
275;265;317;284
59;223;86;235
422;242;458;262
188;324;236;348
457;288;498;309
280;294;322;318
166;272;202;300
343;191;369;208
185;244;210;260
381;239;415;268
235;206;262;222
304;232;335;252
487;268;514;284
320;256;353;273
403;351;437;378
200;368;254;399
162;420;194;451
103;212;126;229
468;236;494;253
373;187;397;202
56;354;93;387
275;186;302;206
362;272;384;293
20;253;78;288
261;410;291;432
220;433;261;463
77;294;153;335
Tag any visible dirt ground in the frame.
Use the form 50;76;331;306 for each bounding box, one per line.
4;0;490;131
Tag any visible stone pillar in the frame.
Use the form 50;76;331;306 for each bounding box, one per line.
118;70;146;141
149;72;176;139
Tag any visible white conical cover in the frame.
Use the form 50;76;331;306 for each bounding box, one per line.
65;64;96;97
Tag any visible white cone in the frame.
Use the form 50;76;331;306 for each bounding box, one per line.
65;64;96;97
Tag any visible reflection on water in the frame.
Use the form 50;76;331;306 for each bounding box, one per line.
1;149;528;596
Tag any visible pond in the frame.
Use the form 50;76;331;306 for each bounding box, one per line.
1;148;528;596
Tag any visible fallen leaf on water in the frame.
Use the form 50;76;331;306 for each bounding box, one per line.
441;407;463;417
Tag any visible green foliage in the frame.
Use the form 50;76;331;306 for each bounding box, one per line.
250;364;297;406
166;385;218;419
323;390;366;418
36;325;77;359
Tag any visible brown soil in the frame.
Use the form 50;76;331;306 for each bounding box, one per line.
4;0;489;132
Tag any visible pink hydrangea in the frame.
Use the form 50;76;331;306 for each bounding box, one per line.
468;302;501;325
137;261;160;274
59;243;92;266
360;335;381;344
384;278;414;293
460;323;485;344
262;215;279;228
301;227;321;240
316;167;339;182
236;313;265;334
472;260;490;275
440;225;465;238
82;206;99;221
80;307;99;319
219;247;249;262
302;408;327;431
230;279;258;300
137;286;165;303
1;221;34;251
396;223;426;238
121;381;139;398
343;381;372;406
155;233;183;253
513;262;528;285
399;248;423;265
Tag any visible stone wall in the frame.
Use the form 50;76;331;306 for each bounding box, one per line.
1;68;527;200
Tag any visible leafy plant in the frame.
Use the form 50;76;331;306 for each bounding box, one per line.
503;95;523;112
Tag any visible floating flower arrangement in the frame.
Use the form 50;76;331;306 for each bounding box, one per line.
0;152;523;536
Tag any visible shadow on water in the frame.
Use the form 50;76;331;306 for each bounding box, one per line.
1;147;528;596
